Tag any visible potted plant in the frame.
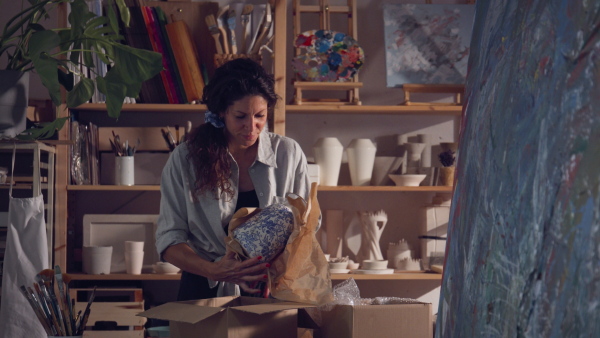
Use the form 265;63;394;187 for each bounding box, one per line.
0;0;163;139
438;149;456;186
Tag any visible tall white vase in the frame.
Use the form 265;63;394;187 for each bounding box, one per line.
313;137;344;186
357;210;387;262
405;142;426;172
346;138;377;186
417;134;432;167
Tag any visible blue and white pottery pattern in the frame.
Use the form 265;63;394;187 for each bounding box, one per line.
232;203;295;262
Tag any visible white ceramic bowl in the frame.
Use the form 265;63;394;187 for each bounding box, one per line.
347;262;360;270
361;260;389;270
329;261;349;270
388;174;427;187
152;262;180;274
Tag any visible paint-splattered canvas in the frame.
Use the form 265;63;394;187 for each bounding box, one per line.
437;1;600;337
383;4;474;87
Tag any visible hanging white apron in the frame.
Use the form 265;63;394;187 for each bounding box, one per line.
0;145;49;338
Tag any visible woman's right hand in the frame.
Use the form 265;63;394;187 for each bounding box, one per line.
210;249;269;293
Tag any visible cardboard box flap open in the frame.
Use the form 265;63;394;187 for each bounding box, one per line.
138;301;225;324
233;301;316;315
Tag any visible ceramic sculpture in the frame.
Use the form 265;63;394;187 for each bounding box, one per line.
313;137;344;186
357;210;387;262
346;138;377;186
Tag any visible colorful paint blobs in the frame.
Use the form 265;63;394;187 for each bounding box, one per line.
292;29;364;82
383;4;474;87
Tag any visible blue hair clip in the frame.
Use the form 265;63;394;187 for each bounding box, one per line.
204;110;225;128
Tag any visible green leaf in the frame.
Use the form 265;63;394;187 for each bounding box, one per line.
57;68;74;91
67;77;95;107
97;73;126;119
115;0;130;27
16;117;70;140
110;44;163;84
29;30;62;105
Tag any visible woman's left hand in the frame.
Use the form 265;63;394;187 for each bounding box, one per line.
210;249;269;293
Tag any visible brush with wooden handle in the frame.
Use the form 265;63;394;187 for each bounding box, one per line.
216;5;230;54
240;4;253;54
205;14;223;54
249;3;272;54
20;285;53;335
226;8;238;54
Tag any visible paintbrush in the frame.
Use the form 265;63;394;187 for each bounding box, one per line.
35;281;63;336
216;5;230;54
58;267;77;335
20;285;53;335
249;3;272;54
77;286;97;335
33;282;57;334
39;269;68;336
240;4;253;53
205;14;224;54
226;8;238;54
54;265;71;336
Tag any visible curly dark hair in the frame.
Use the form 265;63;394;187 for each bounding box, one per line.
186;58;279;200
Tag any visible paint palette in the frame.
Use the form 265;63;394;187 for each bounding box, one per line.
292;29;364;82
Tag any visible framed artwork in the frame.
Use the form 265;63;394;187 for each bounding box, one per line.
383;4;474;87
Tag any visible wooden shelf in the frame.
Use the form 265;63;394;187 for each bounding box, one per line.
318;186;453;192
331;271;442;280
73;103;207;112
66;185;452;193
73;103;462;116
285;104;462;115
68;273;181;281
67;271;441;281
67;185;160;191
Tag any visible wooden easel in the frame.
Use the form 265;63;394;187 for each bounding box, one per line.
292;0;362;105
401;84;465;106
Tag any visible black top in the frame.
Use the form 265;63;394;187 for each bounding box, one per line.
235;190;260;211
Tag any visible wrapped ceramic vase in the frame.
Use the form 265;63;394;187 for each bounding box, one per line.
231;203;295;262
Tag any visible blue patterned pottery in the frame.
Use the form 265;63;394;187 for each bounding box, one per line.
232;203;294;262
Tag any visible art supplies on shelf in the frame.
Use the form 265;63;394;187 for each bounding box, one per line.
20;266;96;336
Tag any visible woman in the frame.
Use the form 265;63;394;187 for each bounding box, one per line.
156;58;312;301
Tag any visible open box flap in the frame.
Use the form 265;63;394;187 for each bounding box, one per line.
138;302;225;324
232;301;316;315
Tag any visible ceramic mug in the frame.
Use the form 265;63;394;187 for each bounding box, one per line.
82;246;113;274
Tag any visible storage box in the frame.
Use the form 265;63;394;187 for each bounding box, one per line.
300;301;432;338
70;288;146;338
138;296;315;338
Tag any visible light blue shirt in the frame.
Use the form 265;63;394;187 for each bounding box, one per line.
156;130;312;262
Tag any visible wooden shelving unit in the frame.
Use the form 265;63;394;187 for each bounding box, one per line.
286;104;463;115
67;271;442;281
67;185;452;193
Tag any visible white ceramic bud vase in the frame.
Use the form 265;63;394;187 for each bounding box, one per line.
313;137;344;186
405;142;426;170
346;138;377;186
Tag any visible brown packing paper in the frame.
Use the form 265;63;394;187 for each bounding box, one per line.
224;183;333;305
270;183;333;305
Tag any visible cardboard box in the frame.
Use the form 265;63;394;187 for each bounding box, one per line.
300;301;432;338
138;296;315;338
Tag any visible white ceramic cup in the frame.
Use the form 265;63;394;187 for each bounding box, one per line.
124;240;144;252
82;246;113;274
115;156;134;186
125;250;144;274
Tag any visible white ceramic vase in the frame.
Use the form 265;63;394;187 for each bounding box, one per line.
346;138;377;186
313;137;344;186
405;142;426;170
417;134;433;167
387;239;412;269
357;210;387;262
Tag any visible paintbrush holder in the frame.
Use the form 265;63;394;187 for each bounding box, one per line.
115;156;134;186
214;54;262;68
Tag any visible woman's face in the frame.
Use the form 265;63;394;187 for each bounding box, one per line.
222;95;268;149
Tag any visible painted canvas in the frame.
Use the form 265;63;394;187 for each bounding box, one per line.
383;4;474;87
437;1;600;337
